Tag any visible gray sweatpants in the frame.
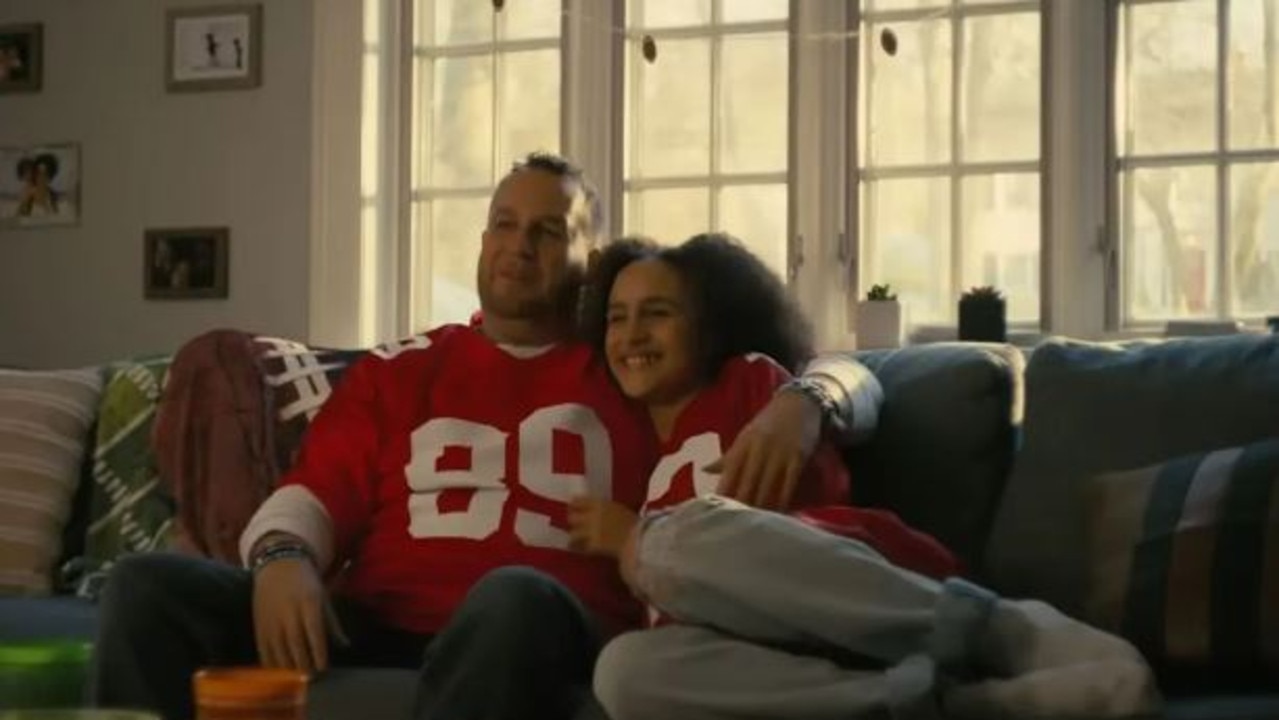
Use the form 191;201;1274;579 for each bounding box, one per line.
594;496;1159;720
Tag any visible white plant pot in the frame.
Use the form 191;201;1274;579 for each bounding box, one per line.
855;300;904;349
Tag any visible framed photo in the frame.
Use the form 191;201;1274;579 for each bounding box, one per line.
0;143;80;229
0;23;42;94
166;4;262;92
144;227;230;299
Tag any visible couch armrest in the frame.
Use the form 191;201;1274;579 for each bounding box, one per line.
848;343;1024;576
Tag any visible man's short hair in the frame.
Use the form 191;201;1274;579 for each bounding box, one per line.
509;152;603;249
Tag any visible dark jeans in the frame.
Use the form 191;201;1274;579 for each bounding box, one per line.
90;553;608;720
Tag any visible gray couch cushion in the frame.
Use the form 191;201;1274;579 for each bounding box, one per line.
985;334;1279;616
0;596;97;642
850;343;1024;574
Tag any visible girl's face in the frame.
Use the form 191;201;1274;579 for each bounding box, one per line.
605;258;701;407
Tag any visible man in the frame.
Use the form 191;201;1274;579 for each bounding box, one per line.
91;153;876;720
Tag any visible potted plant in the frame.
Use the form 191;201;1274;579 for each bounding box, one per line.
856;283;904;349
958;285;1007;342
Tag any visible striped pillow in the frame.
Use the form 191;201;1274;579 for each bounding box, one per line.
0;368;103;595
1083;439;1279;690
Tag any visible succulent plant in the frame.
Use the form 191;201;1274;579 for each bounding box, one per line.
961;285;1004;303
866;283;898;301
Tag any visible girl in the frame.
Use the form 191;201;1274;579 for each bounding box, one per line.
567;233;959;580
569;234;1158;720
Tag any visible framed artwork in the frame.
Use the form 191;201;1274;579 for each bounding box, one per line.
144;227;230;299
0;23;42;94
0;143;80;229
166;4;262;92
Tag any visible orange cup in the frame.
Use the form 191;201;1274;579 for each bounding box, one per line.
192;667;307;720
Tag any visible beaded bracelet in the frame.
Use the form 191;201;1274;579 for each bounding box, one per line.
250;542;312;574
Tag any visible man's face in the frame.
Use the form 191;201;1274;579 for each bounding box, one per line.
477;168;589;323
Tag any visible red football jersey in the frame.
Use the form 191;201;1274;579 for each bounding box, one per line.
278;325;655;635
644;353;849;513
643;353;960;581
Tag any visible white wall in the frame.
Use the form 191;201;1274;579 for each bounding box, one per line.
0;0;315;368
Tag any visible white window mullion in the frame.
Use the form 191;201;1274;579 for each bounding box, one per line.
1047;0;1109;338
563;0;623;237
792;0;850;350
1216;0;1231;318
950;7;963;319
709;20;722;230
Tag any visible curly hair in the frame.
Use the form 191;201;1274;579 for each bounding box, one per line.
582;232;815;379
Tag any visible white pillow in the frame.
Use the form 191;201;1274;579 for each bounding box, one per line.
0;367;102;595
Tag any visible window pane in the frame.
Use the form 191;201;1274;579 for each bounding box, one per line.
632;0;712;28
864;178;951;324
499;49;560;164
1124;166;1218;321
1230;163;1279;316
424;197;486;326
962;174;1040;322
630;38;712;178
1228;0;1279;150
961;13;1039;163
626;188;711;243
1123;0;1217;156
866;19;952;166
721;0;788;23
719;33;788;174
432;55;494;187
501;0;560;41
719;184;788;278
434;0;492;45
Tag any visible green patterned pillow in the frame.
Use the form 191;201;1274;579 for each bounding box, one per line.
83;358;176;569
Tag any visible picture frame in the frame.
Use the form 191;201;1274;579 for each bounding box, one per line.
0;23;42;94
144;227;230;299
165;4;262;92
0;143;81;229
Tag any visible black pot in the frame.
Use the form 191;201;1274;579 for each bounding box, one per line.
958;297;1007;342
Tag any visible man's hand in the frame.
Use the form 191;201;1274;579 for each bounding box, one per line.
567;497;638;557
252;557;343;675
709;388;821;510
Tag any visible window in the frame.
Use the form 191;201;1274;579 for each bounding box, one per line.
408;0;562;329
343;0;1276;348
856;0;1042;325
623;0;791;277
1115;0;1279;324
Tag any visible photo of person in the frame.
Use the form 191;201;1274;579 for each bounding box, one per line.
0;24;42;93
0;144;80;228
144;228;229;299
167;5;261;91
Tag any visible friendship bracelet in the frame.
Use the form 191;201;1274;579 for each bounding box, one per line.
250;542;313;574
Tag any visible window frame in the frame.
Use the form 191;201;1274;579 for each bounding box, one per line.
1107;0;1279;331
851;0;1047;330
324;0;1278;349
621;3;792;276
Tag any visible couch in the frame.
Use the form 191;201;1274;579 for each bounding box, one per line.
1;330;1277;720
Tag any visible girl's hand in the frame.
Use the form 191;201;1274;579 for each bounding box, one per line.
567;497;638;557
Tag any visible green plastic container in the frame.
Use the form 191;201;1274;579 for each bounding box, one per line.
0;641;93;709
